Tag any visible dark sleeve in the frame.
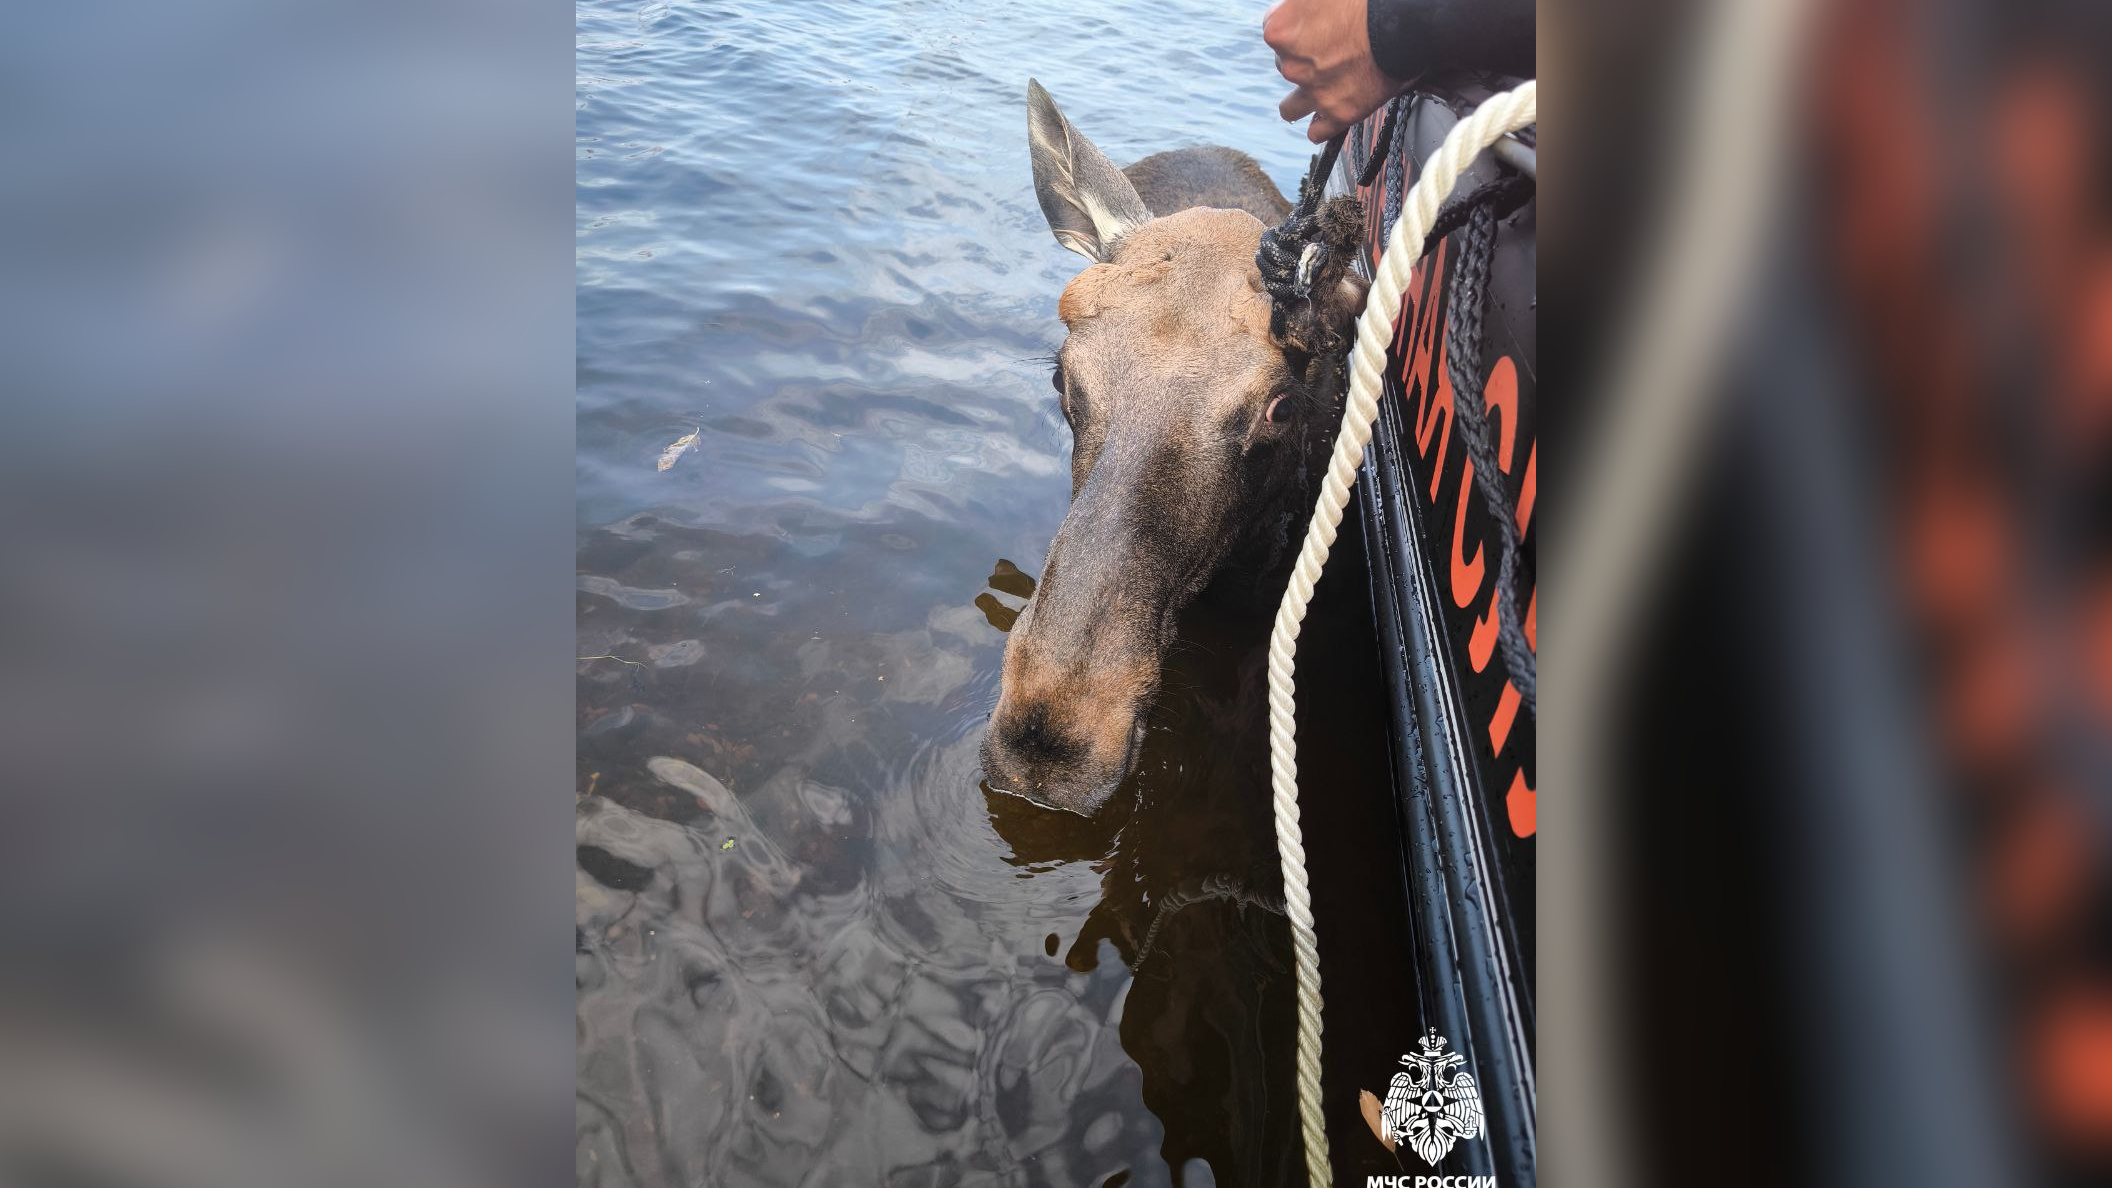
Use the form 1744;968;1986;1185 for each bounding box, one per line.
1365;0;1535;83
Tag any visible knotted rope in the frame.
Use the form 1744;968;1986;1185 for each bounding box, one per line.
1256;136;1363;359
1259;80;1537;1188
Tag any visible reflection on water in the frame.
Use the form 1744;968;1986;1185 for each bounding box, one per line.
576;1;1402;1185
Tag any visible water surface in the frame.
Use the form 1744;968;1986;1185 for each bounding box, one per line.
576;4;1406;1185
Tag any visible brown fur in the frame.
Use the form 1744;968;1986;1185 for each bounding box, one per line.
1120;147;1294;224
987;83;1366;814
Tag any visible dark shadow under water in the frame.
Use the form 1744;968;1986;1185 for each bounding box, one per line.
982;514;1413;1188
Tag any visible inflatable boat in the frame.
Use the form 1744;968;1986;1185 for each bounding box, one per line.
1330;82;1537;1188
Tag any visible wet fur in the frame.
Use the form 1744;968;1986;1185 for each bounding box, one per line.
1121;147;1293;225
988;84;1363;813
1117;151;1318;603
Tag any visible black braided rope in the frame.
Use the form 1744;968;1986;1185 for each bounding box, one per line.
1337;91;1537;711
1349;105;1372;187
1256;135;1361;352
1357;94;1407;189
1443;201;1536;714
1420;172;1534;260
1384;112;1406;238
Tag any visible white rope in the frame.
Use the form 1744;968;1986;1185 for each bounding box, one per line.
1269;79;1537;1188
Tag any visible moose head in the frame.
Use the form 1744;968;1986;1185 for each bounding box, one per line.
980;81;1366;814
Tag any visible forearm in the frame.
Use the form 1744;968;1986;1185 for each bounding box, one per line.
1365;0;1535;83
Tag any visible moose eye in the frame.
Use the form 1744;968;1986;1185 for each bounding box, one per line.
1263;393;1291;425
1049;365;1064;394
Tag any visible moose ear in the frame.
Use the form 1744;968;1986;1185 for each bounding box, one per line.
1026;79;1151;262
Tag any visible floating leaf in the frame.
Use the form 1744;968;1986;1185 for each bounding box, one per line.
1360;1089;1394;1153
656;426;700;471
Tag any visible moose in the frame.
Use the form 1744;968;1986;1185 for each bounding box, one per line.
980;81;1367;815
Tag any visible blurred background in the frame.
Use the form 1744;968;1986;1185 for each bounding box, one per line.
1545;0;2112;1185
0;0;574;1186
0;0;2106;1184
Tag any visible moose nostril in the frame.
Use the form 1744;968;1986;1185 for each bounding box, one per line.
1006;703;1086;769
983;694;1146;817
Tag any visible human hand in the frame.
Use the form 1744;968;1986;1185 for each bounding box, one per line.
1262;0;1404;143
